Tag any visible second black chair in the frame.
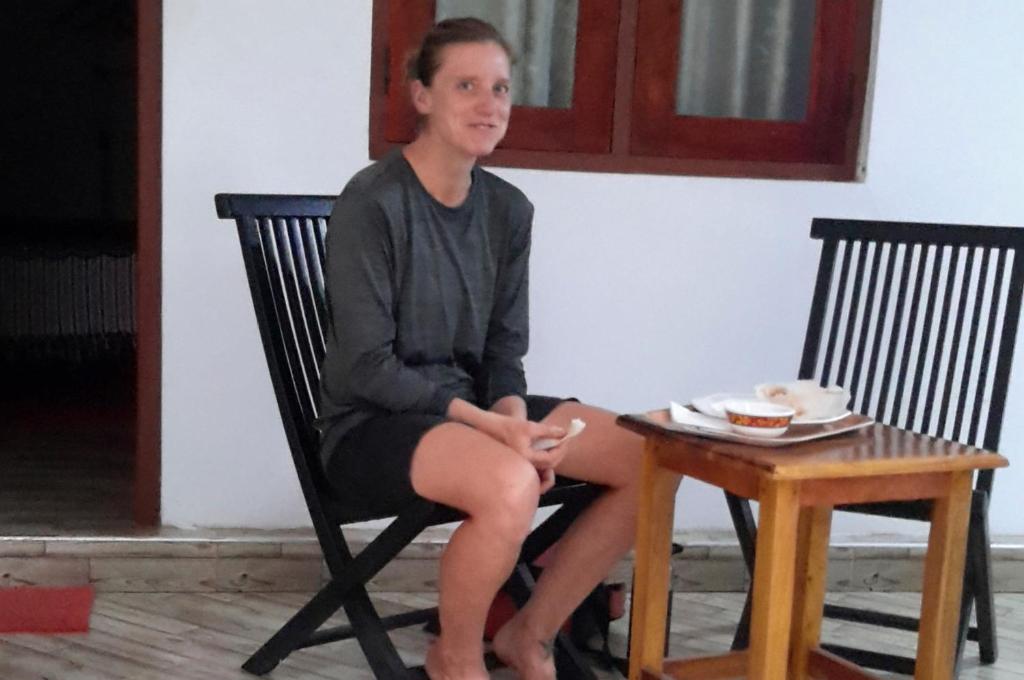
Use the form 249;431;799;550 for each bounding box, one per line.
727;218;1024;675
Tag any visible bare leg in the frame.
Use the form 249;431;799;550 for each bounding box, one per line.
410;422;541;680
494;402;651;680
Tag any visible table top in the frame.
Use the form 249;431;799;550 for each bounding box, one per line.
617;410;1007;481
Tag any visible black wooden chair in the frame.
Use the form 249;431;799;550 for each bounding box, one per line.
215;193;604;679
726;218;1024;675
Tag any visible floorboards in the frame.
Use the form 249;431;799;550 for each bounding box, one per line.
2;591;1022;679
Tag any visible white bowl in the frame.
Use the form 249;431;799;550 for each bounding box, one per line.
721;399;795;438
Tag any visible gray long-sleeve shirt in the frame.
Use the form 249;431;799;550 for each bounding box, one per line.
316;151;532;455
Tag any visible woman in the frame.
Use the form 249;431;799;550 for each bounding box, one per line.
318;18;646;680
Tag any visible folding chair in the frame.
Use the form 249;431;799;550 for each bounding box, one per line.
726;218;1024;675
215;193;603;679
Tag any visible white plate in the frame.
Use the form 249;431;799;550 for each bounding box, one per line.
691;392;749;419
691;392;850;425
790;410;852;425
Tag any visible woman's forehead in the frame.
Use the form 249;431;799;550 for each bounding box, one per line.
435;41;510;78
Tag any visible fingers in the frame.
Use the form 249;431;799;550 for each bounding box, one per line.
486;416;572;470
526;422;566;454
538;467;556;494
526;437;571;471
530;422;566;440
544;439;571;467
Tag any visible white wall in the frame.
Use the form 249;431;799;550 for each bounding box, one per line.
162;0;1024;538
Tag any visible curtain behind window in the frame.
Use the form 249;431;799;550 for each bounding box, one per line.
676;0;816;121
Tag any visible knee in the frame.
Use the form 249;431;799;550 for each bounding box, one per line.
476;461;540;545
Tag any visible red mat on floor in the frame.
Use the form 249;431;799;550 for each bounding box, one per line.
0;586;95;633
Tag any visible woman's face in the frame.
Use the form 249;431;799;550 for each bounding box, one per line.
412;40;512;160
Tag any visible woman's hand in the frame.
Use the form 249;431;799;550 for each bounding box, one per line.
447;398;569;473
534;434;576;492
483;412;567;468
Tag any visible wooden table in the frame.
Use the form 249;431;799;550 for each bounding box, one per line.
616;411;1007;680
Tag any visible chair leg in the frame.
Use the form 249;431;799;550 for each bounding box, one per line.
554;631;599;680
731;588;753;651
954;554;975;677
344;587;416;679
242;578;412;679
970;501;998;664
242;580;350;675
725;492;758;572
724;491;757;651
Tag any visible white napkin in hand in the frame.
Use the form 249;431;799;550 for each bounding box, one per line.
669;402;730;432
754;380;850;420
533;418;587;451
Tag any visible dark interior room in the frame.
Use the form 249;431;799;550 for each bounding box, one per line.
0;0;137;533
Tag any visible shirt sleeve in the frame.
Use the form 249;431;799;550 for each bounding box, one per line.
324;190;457;415
479;200;532;408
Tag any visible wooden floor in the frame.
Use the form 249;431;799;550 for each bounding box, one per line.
2;591;1022;679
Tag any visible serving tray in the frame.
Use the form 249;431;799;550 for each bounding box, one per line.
648;410;874;448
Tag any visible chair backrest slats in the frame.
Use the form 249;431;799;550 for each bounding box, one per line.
860;242;898;411
216;194;337;505
962;247;995;444
799;219;1024;468
938;246;975;432
799;239;839;379
281;216;327;372
973;248;1007;450
848;241;882;400
836;239;869;389
919;245;955;430
985;245;1023;456
259;216;323;433
892;244;925;423
872;242;911;421
300;217;329;353
819;239;853;384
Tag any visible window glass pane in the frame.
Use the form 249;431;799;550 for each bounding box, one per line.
675;0;816;121
435;0;577;109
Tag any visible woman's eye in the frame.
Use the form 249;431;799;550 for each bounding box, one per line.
495;84;510;95
457;81;473;91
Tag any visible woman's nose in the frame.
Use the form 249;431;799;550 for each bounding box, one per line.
475;90;501;112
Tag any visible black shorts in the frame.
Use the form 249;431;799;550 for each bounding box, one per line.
323;395;573;515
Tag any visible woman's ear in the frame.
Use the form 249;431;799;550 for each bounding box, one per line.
410;80;432;116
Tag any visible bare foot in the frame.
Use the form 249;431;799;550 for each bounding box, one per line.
492;619;555;680
425;640;490;680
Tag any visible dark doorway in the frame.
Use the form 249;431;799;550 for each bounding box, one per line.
0;1;158;533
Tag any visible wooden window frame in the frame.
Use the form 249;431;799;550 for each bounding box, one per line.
369;0;875;181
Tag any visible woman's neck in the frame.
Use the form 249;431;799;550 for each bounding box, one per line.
402;136;475;208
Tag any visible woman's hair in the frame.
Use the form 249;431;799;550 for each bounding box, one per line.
406;17;514;86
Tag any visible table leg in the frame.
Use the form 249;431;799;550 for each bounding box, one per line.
916;470;973;680
628;441;680;680
788;505;833;680
749;479;801;680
